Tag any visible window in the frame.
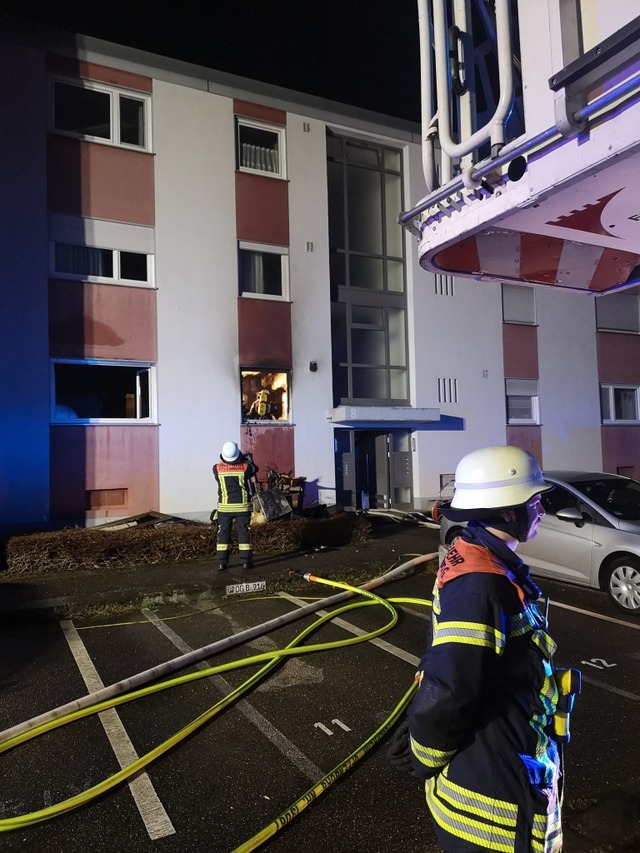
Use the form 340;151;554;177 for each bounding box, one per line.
236;119;285;177
52;79;150;150
52;361;156;423
502;283;535;324
505;378;539;424
51;243;151;285
439;473;455;499
541;483;579;516
238;243;288;299
600;384;640;423
327;131;408;404
49;215;155;287
241;370;290;423
596;293;640;333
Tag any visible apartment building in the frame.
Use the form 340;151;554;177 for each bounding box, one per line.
1;15;638;530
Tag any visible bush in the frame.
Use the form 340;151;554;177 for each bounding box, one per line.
4;512;372;577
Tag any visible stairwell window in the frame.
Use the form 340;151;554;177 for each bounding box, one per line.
600;384;640;423
51;79;150;150
506;379;539;424
237;119;286;178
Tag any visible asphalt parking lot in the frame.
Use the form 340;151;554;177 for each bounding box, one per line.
0;524;639;852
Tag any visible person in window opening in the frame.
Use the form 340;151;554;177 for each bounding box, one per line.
212;441;259;570
396;446;579;853
247;388;272;419
248;375;279;420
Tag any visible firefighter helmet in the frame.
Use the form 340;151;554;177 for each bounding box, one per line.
439;446;551;521
221;441;241;462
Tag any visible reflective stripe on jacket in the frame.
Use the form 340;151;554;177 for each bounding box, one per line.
212;458;256;512
408;536;562;853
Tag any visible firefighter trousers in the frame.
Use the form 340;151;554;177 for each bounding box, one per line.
216;510;253;567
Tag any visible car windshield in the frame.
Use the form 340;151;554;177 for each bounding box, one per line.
568;477;640;521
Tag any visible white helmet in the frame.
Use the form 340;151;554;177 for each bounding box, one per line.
446;446;551;515
221;441;241;462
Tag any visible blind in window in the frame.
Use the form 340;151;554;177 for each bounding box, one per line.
502;283;535;324
506;378;538;396
595;293;640;332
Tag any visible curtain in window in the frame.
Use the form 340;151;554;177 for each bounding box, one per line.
614;388;638;420
55;244;113;277
248;254;265;294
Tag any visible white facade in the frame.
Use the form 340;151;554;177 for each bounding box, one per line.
154;84;239;516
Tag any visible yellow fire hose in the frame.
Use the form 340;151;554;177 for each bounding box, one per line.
0;559;436;847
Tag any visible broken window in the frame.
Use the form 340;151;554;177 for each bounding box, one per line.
52;360;155;422
241;370;290;423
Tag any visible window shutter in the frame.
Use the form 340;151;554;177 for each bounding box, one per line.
596;293;640;332
502;284;535;324
506;379;538;396
49;214;155;254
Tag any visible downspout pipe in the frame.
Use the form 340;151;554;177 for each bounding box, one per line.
398;68;640;228
0;553;438;743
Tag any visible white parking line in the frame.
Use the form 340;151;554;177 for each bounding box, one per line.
279;593;422;667
142;608;324;782
61;621;175;840
549;599;640;630
281;595;640;703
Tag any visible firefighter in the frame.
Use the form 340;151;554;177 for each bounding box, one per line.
212;441;258;570
407;446;575;853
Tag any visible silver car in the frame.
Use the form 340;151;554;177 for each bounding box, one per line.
438;472;640;615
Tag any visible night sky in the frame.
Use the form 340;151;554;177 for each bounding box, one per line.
4;0;422;122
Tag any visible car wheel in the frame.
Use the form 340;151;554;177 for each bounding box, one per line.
605;557;640;614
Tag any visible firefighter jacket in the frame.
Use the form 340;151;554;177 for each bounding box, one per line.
408;523;562;853
212;454;258;513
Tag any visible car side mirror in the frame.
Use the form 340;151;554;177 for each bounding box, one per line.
556;507;586;527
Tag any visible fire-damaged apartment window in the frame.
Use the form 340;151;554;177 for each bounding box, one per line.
241;370;290;423
52;360;156;423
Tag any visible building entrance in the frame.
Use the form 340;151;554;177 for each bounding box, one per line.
334;429;413;511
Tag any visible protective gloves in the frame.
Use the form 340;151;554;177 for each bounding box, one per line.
387;718;417;777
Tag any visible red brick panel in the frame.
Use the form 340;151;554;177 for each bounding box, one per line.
235;171;289;245
597;332;640;384
503;323;539;378
505;426;543;467
47;55;152;92
49;281;157;361
48;136;155;225
239;425;294;481
50;425;159;521
233;100;286;126
238;299;292;367
601;426;640;477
